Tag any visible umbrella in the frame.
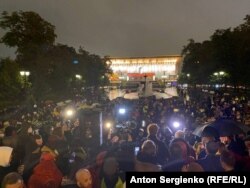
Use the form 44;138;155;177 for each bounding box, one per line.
192;123;209;137
192;123;219;138
193;119;247;137
209;119;245;136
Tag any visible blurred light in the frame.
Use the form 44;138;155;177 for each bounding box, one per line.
187;74;190;77
173;108;179;112
219;71;225;75
105;122;112;129
173;121;180;128
142;120;146;127
20;71;30;76
73;60;79;64
118;108;126;114
65;108;75;118
214;72;218;76
215;84;219;88
75;74;82;79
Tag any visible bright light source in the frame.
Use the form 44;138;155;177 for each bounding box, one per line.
105;122;112;129
173;121;180;128
20;71;30;76
118;108;126;114
215;84;219;88
75;74;82;79
187;74;190;77
142;120;145;127
214;72;218;76
65;109;75;118
219;71;225;75
20;71;25;76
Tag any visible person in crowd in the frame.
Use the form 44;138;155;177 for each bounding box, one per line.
220;135;247;157
163;138;193;171
1;172;25;188
1;126;18;148
193;142;203;160
198;126;219;159
197;141;223;171
181;162;204;172
244;135;250;156
75;168;93;188
136;140;158;165
100;157;124;188
145;123;169;165
134;139;161;172
174;130;185;139
220;150;236;172
28;152;63;188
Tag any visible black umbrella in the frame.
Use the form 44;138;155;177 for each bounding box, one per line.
193;119;249;137
193;123;219;138
207;119;245;137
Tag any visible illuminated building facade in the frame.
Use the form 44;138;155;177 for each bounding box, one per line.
106;55;182;82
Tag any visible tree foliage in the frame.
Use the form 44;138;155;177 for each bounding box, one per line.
0;11;111;106
0;58;23;108
0;11;56;55
180;15;250;86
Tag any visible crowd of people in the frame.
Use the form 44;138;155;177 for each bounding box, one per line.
1;87;250;188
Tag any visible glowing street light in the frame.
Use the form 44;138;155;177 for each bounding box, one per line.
20;71;30;88
20;71;30;76
187;73;190;77
213;72;218;76
75;74;82;79
105;122;112;129
219;71;225;75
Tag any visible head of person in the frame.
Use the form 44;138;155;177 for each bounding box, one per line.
1;172;24;188
141;140;156;156
181;162;204;172
75;168;92;188
244;136;250;151
4;126;17;137
147;123;159;136
33;134;43;146
205;141;219;155
174;130;185;139
220;150;235;171
103;157;119;178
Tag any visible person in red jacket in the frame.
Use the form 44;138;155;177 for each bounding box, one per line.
28;152;63;188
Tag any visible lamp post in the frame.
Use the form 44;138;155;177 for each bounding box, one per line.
20;71;30;88
75;74;82;80
213;71;226;88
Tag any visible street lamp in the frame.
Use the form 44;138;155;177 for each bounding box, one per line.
75;74;82;79
213;72;218;76
187;73;190;77
20;71;30;77
219;71;225;75
20;71;30;88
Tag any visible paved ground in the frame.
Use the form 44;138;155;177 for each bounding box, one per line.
108;87;178;100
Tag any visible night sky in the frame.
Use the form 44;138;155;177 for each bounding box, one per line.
1;0;250;58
